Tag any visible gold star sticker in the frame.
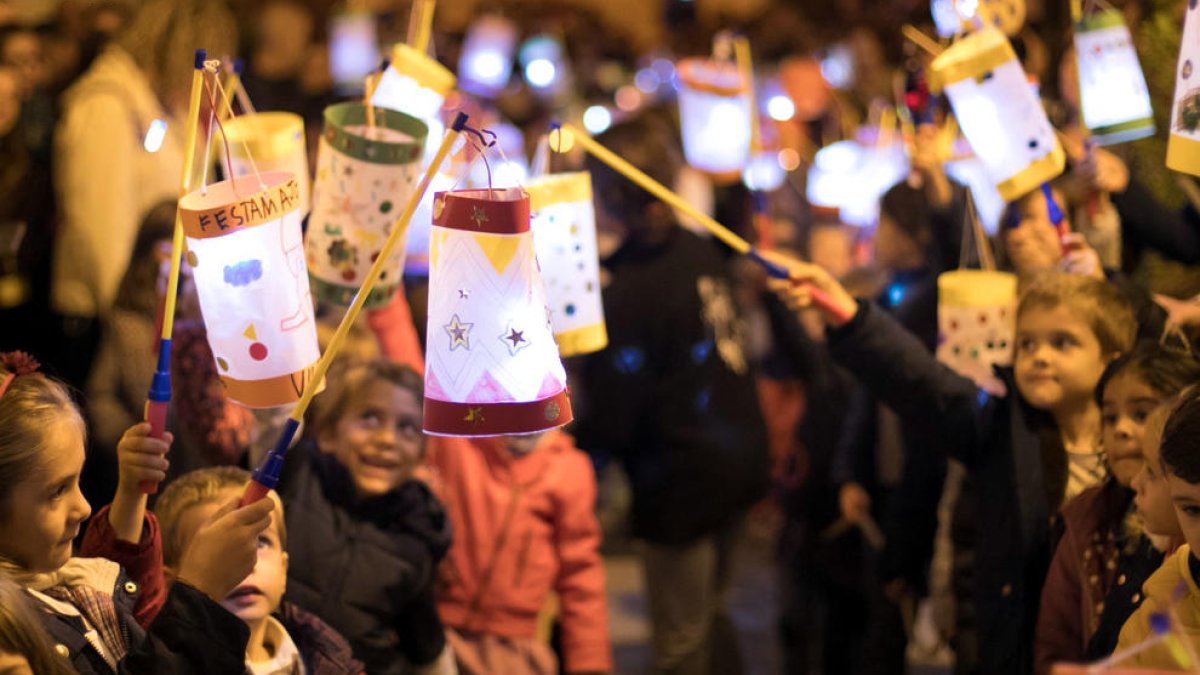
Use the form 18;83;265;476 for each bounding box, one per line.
464;407;485;425
444;314;473;351
471;206;488;228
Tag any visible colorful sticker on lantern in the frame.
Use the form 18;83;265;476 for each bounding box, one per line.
445;314;473;351
500;323;530;356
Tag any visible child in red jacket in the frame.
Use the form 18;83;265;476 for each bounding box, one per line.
429;431;612;675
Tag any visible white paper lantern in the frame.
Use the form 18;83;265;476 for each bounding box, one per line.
945;157;1005;234
1167;0;1200;176
527;172;607;357
806;138;909;227
306;103;427;308
371;43;456;164
458;15;518;97
1074;9;1154;145
930;26;1064;202
677;57;752;183
424;187;573;436
742;151;787;192
936;270;1017;396
222;112;311;215
179;171;321;408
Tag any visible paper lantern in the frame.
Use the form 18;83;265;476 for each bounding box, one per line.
306;103;427;308
806;139;908;227
1168;0;1200;176
936;270;1017;396
519;34;567;94
458;15;517;97
223;112;311;215
946;158;1005;234
371;43;456;164
930;26;1064;201
424;187;573;436
677;57;752;183
742;151;787;192
468;122;528;189
1074;10;1155;145
179;171;320;408
526;172;607;356
329;11;381;93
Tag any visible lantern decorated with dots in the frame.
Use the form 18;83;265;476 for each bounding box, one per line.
222;112;312;215
424;187;573;436
1167;0;1200;176
929;26;1064;201
306;103;428;308
179;171;321;408
677;57;753;183
527;172;607;357
936;270;1017;396
1075;9;1155;145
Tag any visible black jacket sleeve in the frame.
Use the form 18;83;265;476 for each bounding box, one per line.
1111;176;1200;265
120;581;249;674
392;585;446;666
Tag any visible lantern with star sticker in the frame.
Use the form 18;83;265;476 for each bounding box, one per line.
1168;0;1200;176
1074;9;1155;145
929;26;1065;201
306;102;428;308
179;170;322;408
223;112;312;214
527;171;608;356
424;187;573;436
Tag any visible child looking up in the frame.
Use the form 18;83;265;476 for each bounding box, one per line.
283;358;455;675
0;351;274;673
770;267;1136;675
429;431;612;674
155;466;364;675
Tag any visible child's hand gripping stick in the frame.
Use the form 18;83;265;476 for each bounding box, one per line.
747;249;856;324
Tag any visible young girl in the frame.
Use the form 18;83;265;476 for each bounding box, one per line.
0;351;275;673
280;358;455;675
428;431;612;675
1033;343;1200;672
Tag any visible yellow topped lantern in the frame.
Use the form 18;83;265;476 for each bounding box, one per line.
372;42;456;164
677;57;752;183
1167;0;1200;176
458;15;518;98
1074;9;1155;145
223;112;311;215
929;26;1064;201
179;171;321;408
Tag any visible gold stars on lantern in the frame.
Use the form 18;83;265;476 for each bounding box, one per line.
445;314;473;351
464;407;485;425
471;206;489;228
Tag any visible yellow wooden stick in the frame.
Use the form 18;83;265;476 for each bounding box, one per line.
902;24;944;58
733;36;761;155
413;0;436;53
162;60;207;341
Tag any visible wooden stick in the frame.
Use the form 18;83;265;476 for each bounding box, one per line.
733;36;761;155
903;24;944;58
412;0;436;54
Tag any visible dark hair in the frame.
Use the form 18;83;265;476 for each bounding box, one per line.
586;111;682;226
305;358;425;441
0;367;84;521
1096;341;1200;405
114;199;176;314
879;180;932;248
1160;384;1200;483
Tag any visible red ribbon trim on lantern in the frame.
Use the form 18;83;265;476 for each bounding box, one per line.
181;173;302;239
423;388;573;436
433;189;531;235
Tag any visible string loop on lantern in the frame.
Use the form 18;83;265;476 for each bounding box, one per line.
210;75;267;192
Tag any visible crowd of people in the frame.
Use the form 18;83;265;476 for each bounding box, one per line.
4;0;1200;674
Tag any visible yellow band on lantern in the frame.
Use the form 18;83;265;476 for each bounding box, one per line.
527;172;593;209
1168;133;1200;177
555;323;609;357
994;143;1066;202
938;270;1018;307
219;365;324;409
391;43;457;96
928;28;1016;93
223;112;305;161
181;173;302;239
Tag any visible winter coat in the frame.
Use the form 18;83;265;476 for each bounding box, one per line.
429;431;612;673
277;601;366;675
280;443;452;675
1114;545;1200;669
827;299;1064;675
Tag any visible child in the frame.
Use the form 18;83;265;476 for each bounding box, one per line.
155;466;365;674
770;267;1136;675
1131;404;1185;543
428;431;612;674
1115;385;1200;666
0;351;274;673
1034;344;1200;672
281;358;455;675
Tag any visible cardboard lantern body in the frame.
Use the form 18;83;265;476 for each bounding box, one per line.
424;187;573;436
306;103;428;308
458;15;518;97
179;171;321;408
677;58;752;183
371;43;457;164
1168;0;1200;176
936;270;1017;396
526;172;607;357
930;26;1064;201
223;112;311;215
1075;9;1155;145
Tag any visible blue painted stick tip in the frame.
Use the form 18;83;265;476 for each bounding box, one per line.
451;112;469;131
548;120;562;131
194;49;207;69
232;57;245;74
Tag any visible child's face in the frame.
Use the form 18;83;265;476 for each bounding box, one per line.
1100;371;1159;486
1004;190;1066;277
1167;473;1200;552
175;488;288;628
319;380;423;498
1132;415;1182;538
1014;305;1110;414
0;420;91;573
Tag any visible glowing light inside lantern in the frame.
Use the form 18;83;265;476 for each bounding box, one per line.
583;106;613;134
946;158;1005;234
820;45;854;89
525;59;557;88
143;118;167;153
778;148;801;171
1075;10;1155;145
615;85;641;112
223;112;312;215
808;140;909;227
742;151;787;192
459;16;517;96
635;69;661;93
678;58;751;179
767;95;796;122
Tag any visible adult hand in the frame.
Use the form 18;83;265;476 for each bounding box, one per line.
175;496;274;603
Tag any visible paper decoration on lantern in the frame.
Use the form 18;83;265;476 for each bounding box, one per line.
1168;0;1200;176
936;270;1016;396
179;171;321;408
930;26;1064;201
458;15;518;97
526;172;607;356
306;103;427;308
424;187;573;436
223;112;311;215
1074;10;1155;145
677;57;752;183
806;138;909;227
371;43;456;164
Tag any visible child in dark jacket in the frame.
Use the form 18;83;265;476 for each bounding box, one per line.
0;352;274;674
770;267;1137;675
282;358;456;675
155;466;365;675
1034;344;1200;673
